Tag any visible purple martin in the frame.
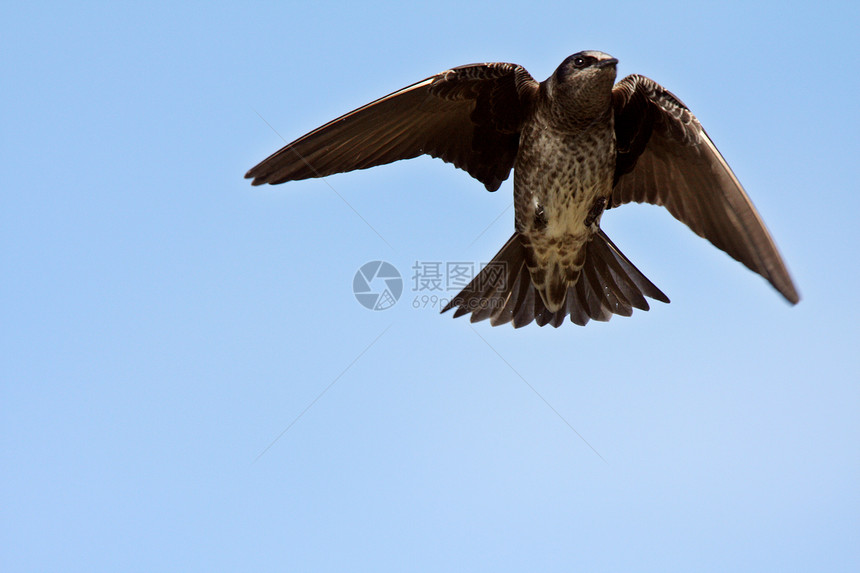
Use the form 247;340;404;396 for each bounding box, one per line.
246;51;799;327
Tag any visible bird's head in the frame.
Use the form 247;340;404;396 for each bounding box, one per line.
545;51;618;124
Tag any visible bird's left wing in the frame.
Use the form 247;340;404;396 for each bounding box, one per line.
611;74;799;303
246;63;539;191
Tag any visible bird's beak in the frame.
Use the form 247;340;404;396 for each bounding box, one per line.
596;58;618;69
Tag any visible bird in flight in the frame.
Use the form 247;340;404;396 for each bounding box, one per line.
246;51;799;327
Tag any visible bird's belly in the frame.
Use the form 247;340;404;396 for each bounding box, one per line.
541;176;608;236
514;125;615;237
523;172;609;282
516;156;614;245
512;126;615;309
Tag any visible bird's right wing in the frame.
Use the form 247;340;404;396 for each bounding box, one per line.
611;74;799;304
246;63;539;191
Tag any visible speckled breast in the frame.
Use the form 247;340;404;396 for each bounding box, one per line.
513;118;616;309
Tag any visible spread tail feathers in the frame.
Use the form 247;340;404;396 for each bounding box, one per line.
441;230;669;328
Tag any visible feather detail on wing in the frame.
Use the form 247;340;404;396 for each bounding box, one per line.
611;74;799;303
246;63;539;191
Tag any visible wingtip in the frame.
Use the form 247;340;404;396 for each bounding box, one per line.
244;171;267;186
770;272;800;305
783;288;801;306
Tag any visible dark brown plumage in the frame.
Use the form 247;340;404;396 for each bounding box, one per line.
246;51;799;327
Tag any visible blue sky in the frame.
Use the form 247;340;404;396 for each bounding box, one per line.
2;1;858;571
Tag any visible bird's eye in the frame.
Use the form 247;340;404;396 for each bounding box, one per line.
573;56;587;68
